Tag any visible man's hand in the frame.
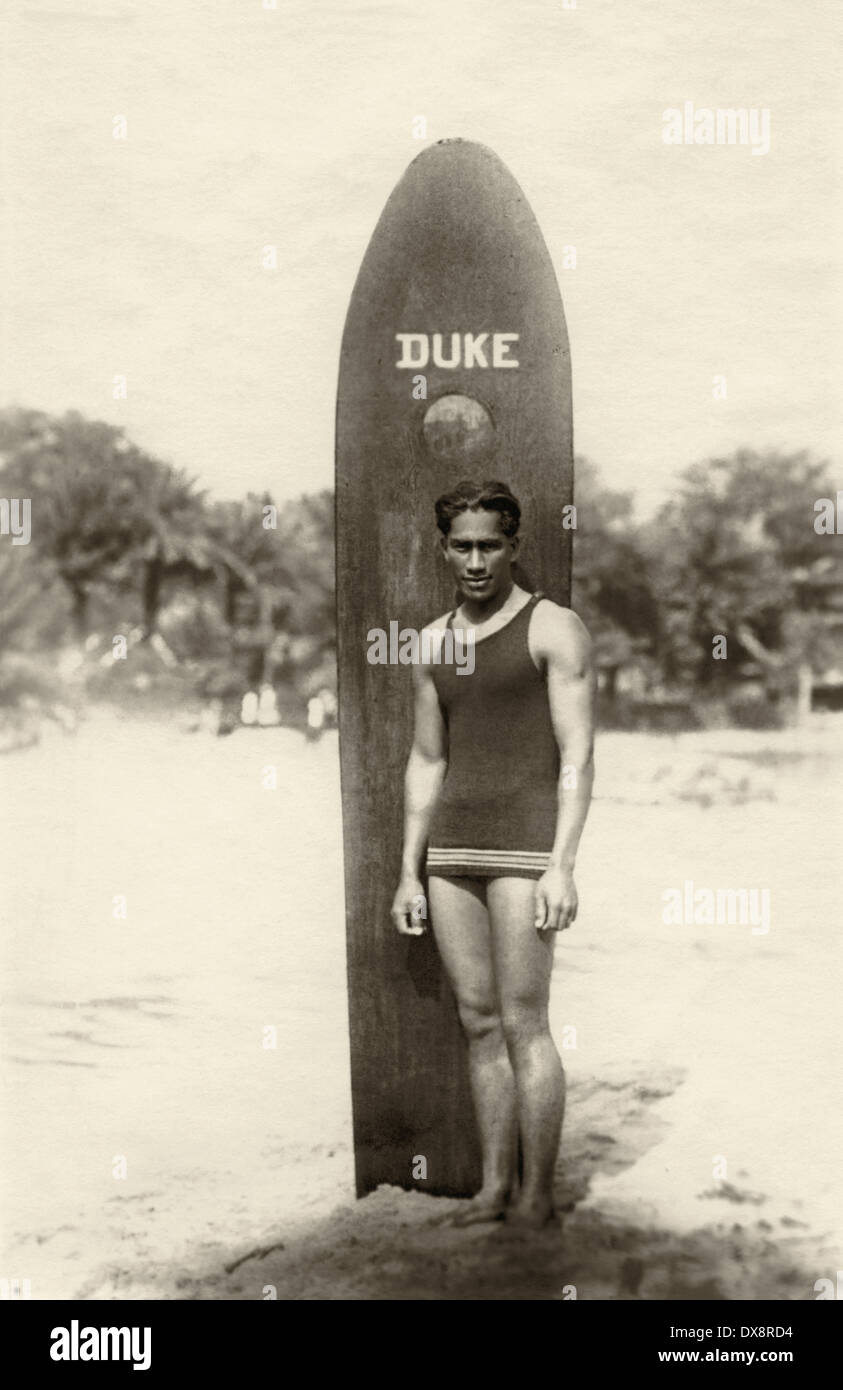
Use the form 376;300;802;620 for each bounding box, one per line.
534;866;578;933
390;874;429;936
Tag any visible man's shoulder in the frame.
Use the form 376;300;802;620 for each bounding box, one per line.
411;611;453;687
531;598;593;664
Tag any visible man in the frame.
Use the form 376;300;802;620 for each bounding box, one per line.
391;479;595;1228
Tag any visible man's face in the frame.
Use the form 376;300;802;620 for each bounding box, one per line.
440;507;519;604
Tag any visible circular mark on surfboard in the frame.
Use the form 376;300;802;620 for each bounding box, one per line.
421;393;496;464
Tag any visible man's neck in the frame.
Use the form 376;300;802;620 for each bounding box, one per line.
457;580;523;626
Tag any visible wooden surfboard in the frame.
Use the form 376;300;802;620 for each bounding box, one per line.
336;139;573;1198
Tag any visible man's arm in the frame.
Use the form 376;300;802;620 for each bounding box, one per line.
531;603;596;930
391;646;448;935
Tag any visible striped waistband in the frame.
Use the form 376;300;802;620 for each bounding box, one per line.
427;846;551;873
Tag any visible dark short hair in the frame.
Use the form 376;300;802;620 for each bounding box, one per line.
434;479;521;539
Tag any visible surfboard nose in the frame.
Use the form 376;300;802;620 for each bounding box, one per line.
408;136;513;179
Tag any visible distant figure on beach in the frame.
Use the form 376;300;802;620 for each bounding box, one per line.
305;693;326;742
391;480;596;1228
199;698;224;736
241;690;259;726
257;683;281;727
317;686;337;728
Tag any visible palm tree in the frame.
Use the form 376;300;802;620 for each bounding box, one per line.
117;453;215;639
0;409;139;637
206;494;297;685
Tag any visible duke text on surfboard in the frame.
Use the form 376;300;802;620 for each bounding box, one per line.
395;333;519;369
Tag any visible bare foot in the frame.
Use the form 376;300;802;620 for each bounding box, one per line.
504;1199;557;1230
451;1189;509;1227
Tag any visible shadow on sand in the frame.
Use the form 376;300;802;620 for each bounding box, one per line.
77;1068;827;1302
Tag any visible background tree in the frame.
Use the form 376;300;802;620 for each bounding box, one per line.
645;449;842;708
3;406;837;729
117;455;214;640
204;492;297;687
571;457;658;702
0;408;139;638
0;407;219;645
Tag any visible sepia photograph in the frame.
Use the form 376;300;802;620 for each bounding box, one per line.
1;0;841;1339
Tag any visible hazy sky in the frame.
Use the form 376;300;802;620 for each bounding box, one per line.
2;0;839;513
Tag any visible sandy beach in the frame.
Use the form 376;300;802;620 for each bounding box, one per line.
1;713;840;1300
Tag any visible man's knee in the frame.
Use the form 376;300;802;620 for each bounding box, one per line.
458;998;501;1041
500;1001;548;1049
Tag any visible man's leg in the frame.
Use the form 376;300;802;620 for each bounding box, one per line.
486;877;564;1227
428;875;518;1223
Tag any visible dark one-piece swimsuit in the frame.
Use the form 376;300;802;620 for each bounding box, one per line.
426;591;560;881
